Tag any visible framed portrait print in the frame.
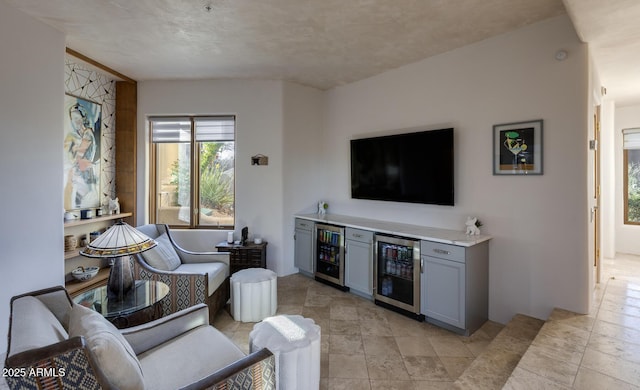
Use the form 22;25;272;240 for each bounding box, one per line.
64;94;102;210
493;119;543;175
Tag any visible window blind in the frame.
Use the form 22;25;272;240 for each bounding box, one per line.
150;117;192;143
623;128;640;150
195;116;235;142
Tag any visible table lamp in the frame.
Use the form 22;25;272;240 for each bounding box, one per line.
80;220;156;300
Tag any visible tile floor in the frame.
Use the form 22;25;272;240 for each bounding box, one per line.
504;253;640;389
213;273;505;389
1;253;639;390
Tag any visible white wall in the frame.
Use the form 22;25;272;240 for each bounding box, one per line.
324;15;589;323
137;80;289;273
0;2;65;352
615;103;640;254
282;82;325;274
601;100;616;259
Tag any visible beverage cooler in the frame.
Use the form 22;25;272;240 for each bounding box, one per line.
314;224;348;291
374;234;423;320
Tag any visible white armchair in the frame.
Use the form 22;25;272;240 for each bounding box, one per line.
133;224;230;322
4;286;275;390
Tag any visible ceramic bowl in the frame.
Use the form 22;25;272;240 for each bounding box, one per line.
71;266;100;281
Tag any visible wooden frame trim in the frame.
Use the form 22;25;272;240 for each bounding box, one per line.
623;149;640;225
66;47;136;84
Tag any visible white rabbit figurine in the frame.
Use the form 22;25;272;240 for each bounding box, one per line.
465;216;481;235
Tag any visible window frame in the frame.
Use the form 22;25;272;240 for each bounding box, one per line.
149;115;235;230
623;127;640;225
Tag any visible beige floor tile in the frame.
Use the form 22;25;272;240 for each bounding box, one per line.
597;307;640;330
439;356;475;379
528;335;587;365
429;336;474;358
330;334;364;355
412;380;456;390
503;367;571;390
330;305;359;321
536;320;590;347
370;379;417;390
395;335;437;357
329;353;369;379
580;347;640;385
360;318;394;336
275;304;303;315
362;335;400;356
463;339;491;357
517;347;580;386
592;318;640;344
328;378;372;390
330;319;361;335
587;332;640;364
403;356;450;381
574;367;640;390
303;305;331;321
366;354;411;380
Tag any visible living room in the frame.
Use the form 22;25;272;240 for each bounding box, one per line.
2;0;640;387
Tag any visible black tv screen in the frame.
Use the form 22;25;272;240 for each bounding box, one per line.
350;128;454;205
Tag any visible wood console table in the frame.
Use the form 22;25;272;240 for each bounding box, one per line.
216;241;268;274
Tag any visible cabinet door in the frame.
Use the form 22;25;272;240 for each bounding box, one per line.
345;239;373;296
421;255;465;329
294;227;313;274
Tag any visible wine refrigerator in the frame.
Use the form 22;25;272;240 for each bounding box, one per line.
373;234;423;320
314;223;348;291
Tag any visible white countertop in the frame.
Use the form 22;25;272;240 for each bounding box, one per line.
296;213;491;247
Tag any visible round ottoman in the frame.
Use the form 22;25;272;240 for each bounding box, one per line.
249;315;321;390
230;268;277;322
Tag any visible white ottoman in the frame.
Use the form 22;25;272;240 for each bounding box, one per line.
249;315;321;390
230;268;277;322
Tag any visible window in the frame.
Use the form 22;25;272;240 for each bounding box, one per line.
624;127;640;224
150;116;235;229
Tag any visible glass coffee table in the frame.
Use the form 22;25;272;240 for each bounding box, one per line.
73;280;169;329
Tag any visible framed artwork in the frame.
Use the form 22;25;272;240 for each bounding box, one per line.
64;94;102;210
493;119;543;175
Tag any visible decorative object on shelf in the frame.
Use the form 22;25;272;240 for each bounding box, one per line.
465;217;482;236
89;231;101;242
80;220;156;299
227;231;234;244
71;266;100;281
79;234;89;248
108;197;120;215
318;201;328;215
493;119;543;175
95;207;103;217
80;209;94;219
241;226;248;245
254;237;262;244
64;235;78;251
64;211;79;221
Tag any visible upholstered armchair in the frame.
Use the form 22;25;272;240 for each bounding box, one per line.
133;224;230;322
4;286;275;390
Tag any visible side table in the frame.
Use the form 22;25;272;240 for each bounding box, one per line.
73;280;169;329
216;241;268;274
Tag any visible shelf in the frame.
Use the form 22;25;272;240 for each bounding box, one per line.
64;246;87;260
64;212;132;228
65;267;110;297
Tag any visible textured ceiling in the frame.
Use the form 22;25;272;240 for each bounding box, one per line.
3;0;566;90
5;0;640;104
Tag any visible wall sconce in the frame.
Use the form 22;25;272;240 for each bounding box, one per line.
251;154;269;166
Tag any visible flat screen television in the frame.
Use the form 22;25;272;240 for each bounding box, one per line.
350;128;454;205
